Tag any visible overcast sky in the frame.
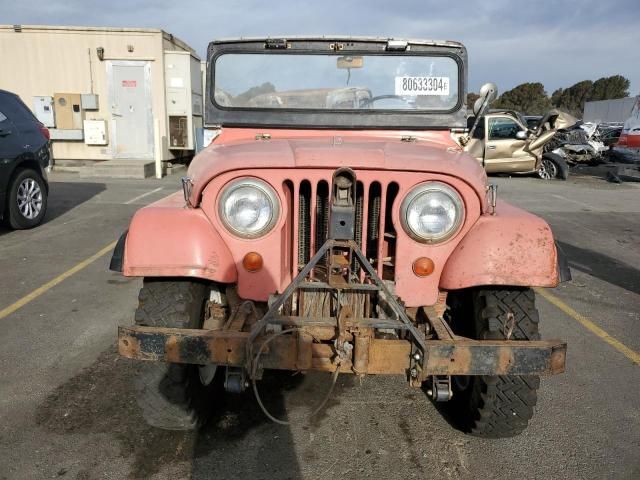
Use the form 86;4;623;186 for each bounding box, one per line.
4;0;639;96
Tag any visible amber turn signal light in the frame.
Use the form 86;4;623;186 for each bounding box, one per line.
413;257;435;277
242;252;263;272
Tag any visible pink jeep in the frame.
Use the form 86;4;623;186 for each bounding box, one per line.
111;37;569;437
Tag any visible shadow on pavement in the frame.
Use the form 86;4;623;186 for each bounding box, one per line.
35;346;306;480
0;181;106;236
558;240;640;295
44;181;107;224
190;370;306;480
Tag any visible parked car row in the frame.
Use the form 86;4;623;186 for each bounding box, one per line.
0;89;50;229
463;107;628;180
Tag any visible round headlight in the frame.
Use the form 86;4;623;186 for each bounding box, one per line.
400;182;464;243
218;178;280;238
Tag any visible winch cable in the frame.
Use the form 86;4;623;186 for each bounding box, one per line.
251;328;341;425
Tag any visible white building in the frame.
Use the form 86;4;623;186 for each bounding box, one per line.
0;25;203;177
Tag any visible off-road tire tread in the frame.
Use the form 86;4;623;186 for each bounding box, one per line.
448;288;541;438
134;279;208;431
471;288;540;437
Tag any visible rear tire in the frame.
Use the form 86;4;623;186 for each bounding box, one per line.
444;288;541;438
134;279;217;430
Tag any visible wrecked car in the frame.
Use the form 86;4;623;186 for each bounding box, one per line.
543;117;607;165
524;115;543;130
598;125;623;148
463;108;571;179
111;37;568;438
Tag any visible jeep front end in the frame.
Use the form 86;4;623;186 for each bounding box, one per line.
111;37;567;437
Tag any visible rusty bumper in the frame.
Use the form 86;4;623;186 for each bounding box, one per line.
118;325;566;377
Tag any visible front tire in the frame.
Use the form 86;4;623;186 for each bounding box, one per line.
134;279;217;430
538;153;569;180
445;288;541;438
7;169;48;229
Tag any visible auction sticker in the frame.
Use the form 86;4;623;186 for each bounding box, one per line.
395;76;450;96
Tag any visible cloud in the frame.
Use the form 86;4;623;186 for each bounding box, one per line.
3;0;639;95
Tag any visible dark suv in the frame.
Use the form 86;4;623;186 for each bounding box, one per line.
0;89;51;229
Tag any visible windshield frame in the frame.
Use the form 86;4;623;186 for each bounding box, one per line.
205;38;468;130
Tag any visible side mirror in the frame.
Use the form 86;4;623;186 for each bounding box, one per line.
516;130;527;140
473;82;498;116
462;82;499;146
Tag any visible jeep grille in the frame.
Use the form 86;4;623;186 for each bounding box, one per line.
290;176;399;281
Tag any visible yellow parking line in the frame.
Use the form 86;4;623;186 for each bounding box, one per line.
535;287;640;365
0;240;117;321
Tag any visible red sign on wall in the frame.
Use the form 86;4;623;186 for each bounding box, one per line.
121;80;137;87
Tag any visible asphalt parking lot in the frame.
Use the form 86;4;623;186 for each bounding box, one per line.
0;170;638;480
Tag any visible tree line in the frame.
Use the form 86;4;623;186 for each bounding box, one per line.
467;75;630;117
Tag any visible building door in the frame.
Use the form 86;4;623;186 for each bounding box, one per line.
108;61;153;159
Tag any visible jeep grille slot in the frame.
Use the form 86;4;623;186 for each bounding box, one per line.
382;183;399;280
292;176;398;282
297;180;312;266
366;182;382;266
315;181;330;269
352;181;365;273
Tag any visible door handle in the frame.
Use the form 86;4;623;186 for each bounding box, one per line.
487;145;496;150
0;129;11;137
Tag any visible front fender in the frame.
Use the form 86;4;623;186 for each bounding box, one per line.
114;192;237;282
440;201;561;289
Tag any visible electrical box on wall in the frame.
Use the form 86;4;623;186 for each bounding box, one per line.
83;119;108;145
54;93;84;129
80;94;99;110
164;51;203;150
33;96;55;127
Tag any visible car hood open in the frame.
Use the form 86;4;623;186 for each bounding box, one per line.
535;109;579;134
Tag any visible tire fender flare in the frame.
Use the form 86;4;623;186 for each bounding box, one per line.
440;201;561;289
113;192;237;282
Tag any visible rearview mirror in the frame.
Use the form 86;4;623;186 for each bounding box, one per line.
337;56;364;69
516;130;527;140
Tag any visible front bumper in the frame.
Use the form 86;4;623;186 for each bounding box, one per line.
118;325;566;376
118;238;566;380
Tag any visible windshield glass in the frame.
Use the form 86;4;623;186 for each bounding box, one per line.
214;53;460;112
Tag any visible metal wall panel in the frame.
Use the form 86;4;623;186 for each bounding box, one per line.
584;97;637;123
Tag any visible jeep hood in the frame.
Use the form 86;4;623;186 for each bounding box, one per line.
187;135;487;205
